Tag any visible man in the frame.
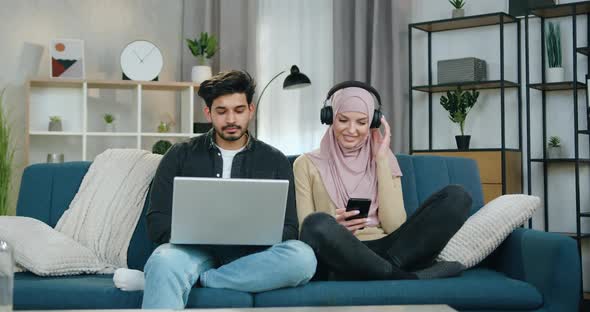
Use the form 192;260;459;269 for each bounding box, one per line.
142;70;316;309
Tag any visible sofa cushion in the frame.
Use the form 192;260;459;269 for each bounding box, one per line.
253;268;543;310
17;162;90;227
0;217;108;276
397;155;485;216
186;288;254;308
14;272;141;310
16;162;155;271
14;272;253;310
437;195;540;269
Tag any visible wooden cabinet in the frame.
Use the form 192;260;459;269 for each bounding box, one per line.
412;150;522;203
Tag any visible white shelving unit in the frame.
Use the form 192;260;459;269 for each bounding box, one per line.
26;79;202;165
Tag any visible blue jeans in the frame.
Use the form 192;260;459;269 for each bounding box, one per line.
141;240;317;309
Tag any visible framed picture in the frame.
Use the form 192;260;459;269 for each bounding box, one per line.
50;39;85;79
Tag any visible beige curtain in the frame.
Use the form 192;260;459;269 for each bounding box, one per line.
181;0;258;124
333;0;412;153
182;0;412;153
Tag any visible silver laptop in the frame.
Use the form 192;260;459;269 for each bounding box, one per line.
170;177;289;245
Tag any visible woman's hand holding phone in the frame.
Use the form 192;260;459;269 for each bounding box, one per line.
335;208;368;233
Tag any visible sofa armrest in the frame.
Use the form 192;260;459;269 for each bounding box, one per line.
492;228;580;311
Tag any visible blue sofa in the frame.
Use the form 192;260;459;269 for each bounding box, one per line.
13;155;581;311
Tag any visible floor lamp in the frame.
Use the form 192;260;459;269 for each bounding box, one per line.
255;65;311;135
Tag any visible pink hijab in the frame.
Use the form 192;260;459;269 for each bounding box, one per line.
307;87;402;227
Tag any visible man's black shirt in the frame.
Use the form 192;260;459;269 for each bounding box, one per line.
146;129;299;254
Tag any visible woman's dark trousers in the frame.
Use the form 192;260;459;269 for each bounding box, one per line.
299;184;472;280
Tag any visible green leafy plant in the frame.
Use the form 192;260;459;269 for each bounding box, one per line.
186;32;218;66
548;136;561;148
440;87;480;136
49;116;61;122
449;0;465;9
103;113;115;124
0;89;14;216
157;121;171;133
546;22;562;68
152;140;173;155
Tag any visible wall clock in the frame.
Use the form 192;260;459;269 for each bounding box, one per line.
120;40;163;81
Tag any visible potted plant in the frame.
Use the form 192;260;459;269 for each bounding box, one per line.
157;121;170;133
547;136;562;158
440;87;480;150
103;113;115;132
48;116;62;132
186;32;218;83
152;140;172;155
157;115;176;133
0;89;14;216
546;22;563;83
449;0;465;18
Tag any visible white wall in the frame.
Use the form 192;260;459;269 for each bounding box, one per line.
0;0;185;214
411;0;590;292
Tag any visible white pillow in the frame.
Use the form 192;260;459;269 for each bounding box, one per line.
437;194;540;268
0;216;111;276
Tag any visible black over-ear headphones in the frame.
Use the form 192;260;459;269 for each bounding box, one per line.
320;80;383;128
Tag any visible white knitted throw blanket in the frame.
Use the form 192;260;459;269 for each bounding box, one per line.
55;149;162;271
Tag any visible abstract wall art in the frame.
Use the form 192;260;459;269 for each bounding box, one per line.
50;39;85;78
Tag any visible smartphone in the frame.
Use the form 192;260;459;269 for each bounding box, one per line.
345;198;371;220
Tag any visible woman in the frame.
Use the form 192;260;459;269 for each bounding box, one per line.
294;83;472;280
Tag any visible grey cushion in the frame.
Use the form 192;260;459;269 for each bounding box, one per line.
0;217;107;276
437;195;540;268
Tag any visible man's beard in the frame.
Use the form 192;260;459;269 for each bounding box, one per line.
218;125;245;142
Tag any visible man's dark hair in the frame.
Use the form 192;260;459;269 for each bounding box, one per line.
197;70;257;108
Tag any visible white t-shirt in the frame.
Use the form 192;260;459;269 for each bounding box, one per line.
217;145;245;179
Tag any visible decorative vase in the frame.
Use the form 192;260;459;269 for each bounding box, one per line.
452;8;465;18
48;120;62;132
46;153;64;163
546;67;564;83
191;66;212;84
547;146;561;159
105;123;115;132
455;135;471;150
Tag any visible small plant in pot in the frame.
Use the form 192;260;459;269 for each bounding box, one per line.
157;115;175;133
48;116;62;132
103;113;115;132
440;87;479;150
547;136;562;159
186;32;218;84
546;22;563;83
152;140;173;155
157;121;170;133
449;0;465;18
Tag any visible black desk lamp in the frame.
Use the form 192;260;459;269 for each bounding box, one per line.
255;65;311;135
